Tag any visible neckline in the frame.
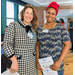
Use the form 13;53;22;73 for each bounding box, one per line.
18;19;32;27
42;23;58;30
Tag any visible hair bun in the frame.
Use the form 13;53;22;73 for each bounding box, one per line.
49;1;59;8
46;1;59;16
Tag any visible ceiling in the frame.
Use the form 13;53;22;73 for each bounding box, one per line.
21;0;73;6
21;0;73;17
57;9;73;17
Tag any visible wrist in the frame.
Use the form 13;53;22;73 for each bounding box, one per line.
10;55;17;62
58;59;62;63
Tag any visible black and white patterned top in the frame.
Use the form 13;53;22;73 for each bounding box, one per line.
3;19;38;75
37;23;70;71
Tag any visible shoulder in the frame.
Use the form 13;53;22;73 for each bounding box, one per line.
37;25;43;28
7;22;19;31
9;21;19;27
37;25;43;30
56;23;67;29
9;22;16;26
54;23;68;33
9;22;15;26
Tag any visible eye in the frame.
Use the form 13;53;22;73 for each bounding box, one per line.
31;13;33;15
26;12;29;14
52;13;55;15
47;11;56;15
47;12;50;14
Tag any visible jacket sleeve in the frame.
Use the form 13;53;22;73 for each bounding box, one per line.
3;22;15;58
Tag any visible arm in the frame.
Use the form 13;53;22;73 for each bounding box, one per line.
67;27;73;29
3;23;15;57
50;41;70;71
50;26;70;71
10;55;18;73
36;41;43;71
59;26;70;62
3;23;18;73
58;41;70;62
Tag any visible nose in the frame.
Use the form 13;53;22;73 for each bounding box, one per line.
28;14;31;17
49;13;52;17
28;13;32;17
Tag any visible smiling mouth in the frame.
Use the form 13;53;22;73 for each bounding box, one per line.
26;18;31;20
48;18;52;20
48;17;52;20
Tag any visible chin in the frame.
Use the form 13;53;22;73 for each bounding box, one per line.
47;21;52;23
26;20;31;23
47;20;55;23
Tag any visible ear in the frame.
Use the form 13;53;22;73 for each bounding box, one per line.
54;18;56;22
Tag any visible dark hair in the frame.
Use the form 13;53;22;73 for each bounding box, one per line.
68;18;71;20
19;4;38;31
55;20;60;23
59;18;64;23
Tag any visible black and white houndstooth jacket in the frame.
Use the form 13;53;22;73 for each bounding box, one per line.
3;19;38;75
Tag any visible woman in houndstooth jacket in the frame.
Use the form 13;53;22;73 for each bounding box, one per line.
3;4;38;75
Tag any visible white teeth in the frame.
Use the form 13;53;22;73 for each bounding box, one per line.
49;18;52;19
27;18;30;20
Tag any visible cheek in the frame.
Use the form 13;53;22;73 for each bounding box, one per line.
31;15;33;19
23;14;27;18
46;14;48;19
53;15;56;19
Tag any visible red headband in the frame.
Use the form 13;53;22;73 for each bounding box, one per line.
46;1;59;16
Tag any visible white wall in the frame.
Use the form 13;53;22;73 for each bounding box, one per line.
44;10;47;24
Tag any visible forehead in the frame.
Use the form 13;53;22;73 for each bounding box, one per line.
47;8;56;12
25;8;33;12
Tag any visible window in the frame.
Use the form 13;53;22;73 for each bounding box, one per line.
19;5;24;14
7;1;14;18
18;5;24;19
7;19;14;25
6;1;25;26
6;1;14;26
1;0;26;34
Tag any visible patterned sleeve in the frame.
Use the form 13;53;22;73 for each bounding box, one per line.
36;26;39;41
3;22;15;58
61;26;70;42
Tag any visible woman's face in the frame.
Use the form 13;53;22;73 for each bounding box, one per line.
60;20;62;23
46;8;56;23
23;8;33;24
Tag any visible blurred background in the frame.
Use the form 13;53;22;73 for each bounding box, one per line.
1;0;73;34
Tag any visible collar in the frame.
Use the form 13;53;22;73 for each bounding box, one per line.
18;19;32;27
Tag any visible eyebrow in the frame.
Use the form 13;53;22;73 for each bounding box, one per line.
47;11;56;14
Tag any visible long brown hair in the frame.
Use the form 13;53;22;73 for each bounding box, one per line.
19;4;38;31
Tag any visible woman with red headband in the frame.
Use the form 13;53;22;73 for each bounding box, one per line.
36;1;70;75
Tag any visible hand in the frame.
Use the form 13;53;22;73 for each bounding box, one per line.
37;61;43;71
50;60;61;71
67;27;69;31
10;56;18;73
